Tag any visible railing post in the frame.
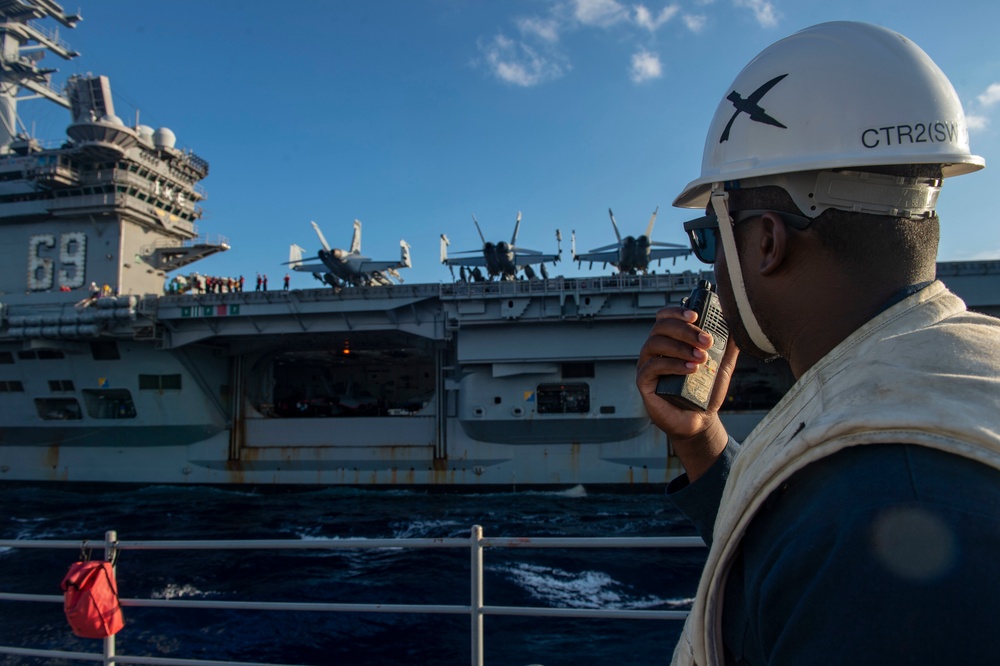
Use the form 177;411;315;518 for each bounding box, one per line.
104;530;117;666
470;525;484;666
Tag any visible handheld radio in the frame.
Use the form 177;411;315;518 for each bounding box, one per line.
655;280;729;411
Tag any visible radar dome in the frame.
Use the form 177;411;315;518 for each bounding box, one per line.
153;127;176;149
101;114;125;126
136;125;155;140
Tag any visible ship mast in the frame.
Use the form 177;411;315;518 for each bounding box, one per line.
0;0;81;151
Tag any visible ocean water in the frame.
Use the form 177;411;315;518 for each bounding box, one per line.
0;484;705;666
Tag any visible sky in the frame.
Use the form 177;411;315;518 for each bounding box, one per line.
19;0;1000;287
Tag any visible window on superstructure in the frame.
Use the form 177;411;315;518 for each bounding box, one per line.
561;362;595;379
24;349;66;360
0;351;13;364
536;383;590;414
81;389;137;419
0;380;25;392
139;374;182;390
90;341;120;360
34;397;82;420
48;380;75;392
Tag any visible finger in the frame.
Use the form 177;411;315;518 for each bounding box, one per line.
636;355;697;397
639;324;712;367
653;305;698;323
707;338;741;413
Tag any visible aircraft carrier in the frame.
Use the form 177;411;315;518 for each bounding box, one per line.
1;2;998;488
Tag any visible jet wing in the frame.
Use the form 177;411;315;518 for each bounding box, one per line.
573;249;620;265
356;259;406;272
442;255;488;268
648;245;692;262
290;262;330;274
516;250;560;266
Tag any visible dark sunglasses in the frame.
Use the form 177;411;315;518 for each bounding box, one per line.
682;209;813;264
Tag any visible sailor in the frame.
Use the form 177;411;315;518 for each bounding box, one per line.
635;22;1000;665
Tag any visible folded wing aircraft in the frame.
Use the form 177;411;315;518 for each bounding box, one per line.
440;211;561;281
286;219;411;288
571;207;690;274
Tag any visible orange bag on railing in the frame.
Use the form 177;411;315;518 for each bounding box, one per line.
61;560;125;638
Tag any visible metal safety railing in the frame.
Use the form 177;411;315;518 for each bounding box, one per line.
0;527;705;666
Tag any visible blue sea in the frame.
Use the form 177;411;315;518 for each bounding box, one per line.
0;484;705;665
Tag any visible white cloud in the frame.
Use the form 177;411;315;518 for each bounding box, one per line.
733;0;779;28
573;0;629;27
630;49;662;83
634;4;680;31
966;114;990;132
977;82;1000;108
518;16;560;43
479;34;567;87
683;13;707;32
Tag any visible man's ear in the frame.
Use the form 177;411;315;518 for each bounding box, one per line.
757;212;789;276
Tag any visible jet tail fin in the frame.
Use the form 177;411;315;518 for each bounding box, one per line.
511;211;522;245
645;206;659;239
472;215;486;244
609;208;623;243
350;219;362;254
310;221;332;252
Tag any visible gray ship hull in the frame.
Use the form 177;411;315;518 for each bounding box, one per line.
4;263;996;488
0;275;715;487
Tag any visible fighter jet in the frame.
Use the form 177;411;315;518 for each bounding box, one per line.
571;207;690;275
287;219;411;288
440;212;561;281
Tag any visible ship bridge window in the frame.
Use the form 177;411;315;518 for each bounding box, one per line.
561;362;595;379
1;380;25;392
536;383;590;414
139;374;182;390
48;380;75;392
0;351;13;364
82;389;137;419
34;397;82;420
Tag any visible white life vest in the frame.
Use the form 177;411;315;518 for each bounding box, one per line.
672;281;1000;665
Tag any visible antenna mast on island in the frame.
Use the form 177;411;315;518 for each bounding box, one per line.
0;0;81;151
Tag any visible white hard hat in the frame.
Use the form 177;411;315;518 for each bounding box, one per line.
674;21;985;212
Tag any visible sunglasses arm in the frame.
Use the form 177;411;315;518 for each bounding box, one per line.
709;186;778;356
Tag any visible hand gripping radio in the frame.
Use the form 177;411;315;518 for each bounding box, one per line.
655;280;729;411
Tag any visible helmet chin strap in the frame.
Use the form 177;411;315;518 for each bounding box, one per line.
710;185;778;356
